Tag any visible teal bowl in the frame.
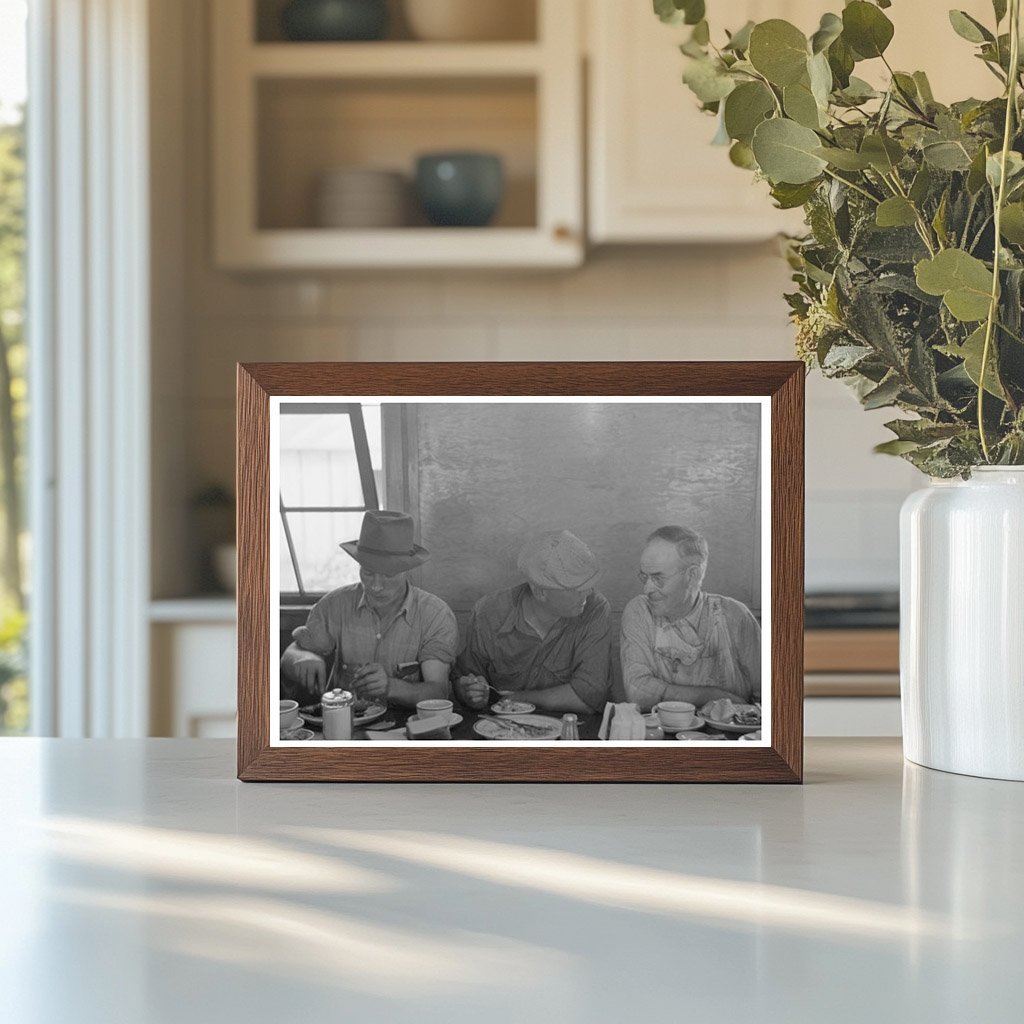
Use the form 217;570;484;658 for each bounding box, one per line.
281;0;388;42
415;153;505;228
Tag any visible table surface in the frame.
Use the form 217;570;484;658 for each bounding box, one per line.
1;738;1021;1024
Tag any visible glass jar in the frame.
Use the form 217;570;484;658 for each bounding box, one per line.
321;688;355;740
559;713;579;741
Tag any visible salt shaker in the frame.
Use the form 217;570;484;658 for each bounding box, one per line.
321;688;354;740
559;713;579;741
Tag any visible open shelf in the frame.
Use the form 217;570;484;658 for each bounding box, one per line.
212;0;581;268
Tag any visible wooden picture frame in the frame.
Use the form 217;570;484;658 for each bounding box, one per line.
237;362;804;782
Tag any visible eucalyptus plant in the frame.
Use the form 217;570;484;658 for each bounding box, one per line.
657;0;1024;476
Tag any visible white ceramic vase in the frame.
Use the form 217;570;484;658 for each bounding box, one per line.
900;467;1024;781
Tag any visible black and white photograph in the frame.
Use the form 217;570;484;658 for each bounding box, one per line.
270;396;769;746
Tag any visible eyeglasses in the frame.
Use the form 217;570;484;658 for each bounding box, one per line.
637;568;689;589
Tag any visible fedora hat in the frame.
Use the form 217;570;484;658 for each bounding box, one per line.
340;510;430;574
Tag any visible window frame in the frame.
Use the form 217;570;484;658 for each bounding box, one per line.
278;401;380;604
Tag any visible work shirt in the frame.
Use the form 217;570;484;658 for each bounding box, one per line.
456;583;612;712
291;582;458;691
620;591;761;712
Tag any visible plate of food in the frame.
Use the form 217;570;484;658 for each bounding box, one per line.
474;714;561;741
490;698;536;716
280;726;315;741
299;698;388;728
699;699;762;734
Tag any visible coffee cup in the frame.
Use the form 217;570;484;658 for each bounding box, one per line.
280;699;299;731
655;700;697;731
416;698;454;721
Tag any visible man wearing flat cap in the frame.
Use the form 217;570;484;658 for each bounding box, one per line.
280;510;458;707
454;530;612;715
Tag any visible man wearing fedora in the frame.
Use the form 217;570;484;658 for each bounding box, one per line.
280;510;458;707
454;530;612;715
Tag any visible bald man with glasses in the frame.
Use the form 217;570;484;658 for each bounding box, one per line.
620;525;761;713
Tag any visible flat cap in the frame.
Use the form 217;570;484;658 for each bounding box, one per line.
517;531;600;590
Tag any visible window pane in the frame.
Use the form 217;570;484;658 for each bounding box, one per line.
279;518;299;592
280;406;381;509
288;511;367;595
0;0;28;735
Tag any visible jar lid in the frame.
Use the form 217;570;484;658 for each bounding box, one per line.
321;688;355;707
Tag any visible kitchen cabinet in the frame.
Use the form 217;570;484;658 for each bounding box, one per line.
211;0;583;268
586;0;999;244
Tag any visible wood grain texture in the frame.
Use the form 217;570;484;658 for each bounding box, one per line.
236;361;805;783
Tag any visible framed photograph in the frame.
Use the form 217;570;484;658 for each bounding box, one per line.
237;362;804;782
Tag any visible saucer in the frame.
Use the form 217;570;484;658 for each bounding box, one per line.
657;714;705;734
408;712;463;728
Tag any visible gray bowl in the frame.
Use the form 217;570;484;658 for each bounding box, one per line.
280;0;388;42
415;152;505;228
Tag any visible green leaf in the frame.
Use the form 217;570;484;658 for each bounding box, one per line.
909;164;933;205
784;80;824;129
682;57;736;104
922;140;973;171
723;81;776;145
842;1;895;59
993;0;1008;24
986;150;1024;191
813;146;872;170
948;10;994;44
837;76;879;104
874;439;922;455
748;20;809;87
862;374;903;409
770;180;820;209
729;140;757;169
808;51;833;110
1000;203;1024;245
653;0;705;26
876;197;918;228
912;71;935;104
932;190;950;247
884;418;963;443
938;325;1006;398
915;249;994;322
724;20;755;53
967;144;991;194
827;36;856;89
810;12;843;54
751;118;828;184
860;133;904;173
692;19;710;45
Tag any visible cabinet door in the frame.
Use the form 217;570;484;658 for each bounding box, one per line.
588;0;812;242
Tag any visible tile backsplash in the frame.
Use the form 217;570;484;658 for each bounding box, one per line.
181;246;918;594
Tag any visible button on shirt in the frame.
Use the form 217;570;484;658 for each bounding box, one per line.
292;582;458;691
456;584;612;712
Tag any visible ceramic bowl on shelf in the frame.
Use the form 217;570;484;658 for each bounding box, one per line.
414;152;504;227
403;0;534;42
281;0;388;42
315;167;408;228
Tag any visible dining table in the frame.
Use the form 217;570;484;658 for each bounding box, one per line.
294;701;748;741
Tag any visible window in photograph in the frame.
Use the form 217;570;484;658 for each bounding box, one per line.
279;402;382;597
0;0;27;736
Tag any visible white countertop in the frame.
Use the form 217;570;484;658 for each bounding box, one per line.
1;738;1019;1023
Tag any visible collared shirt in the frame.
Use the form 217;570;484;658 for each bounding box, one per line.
291;582;458;691
620;591;761;712
456;583;612;712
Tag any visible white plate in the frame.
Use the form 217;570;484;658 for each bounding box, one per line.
407;712;463;728
474;714;561;741
490;700;536;716
738;731;763;742
299;702;388;728
702;717;762;735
